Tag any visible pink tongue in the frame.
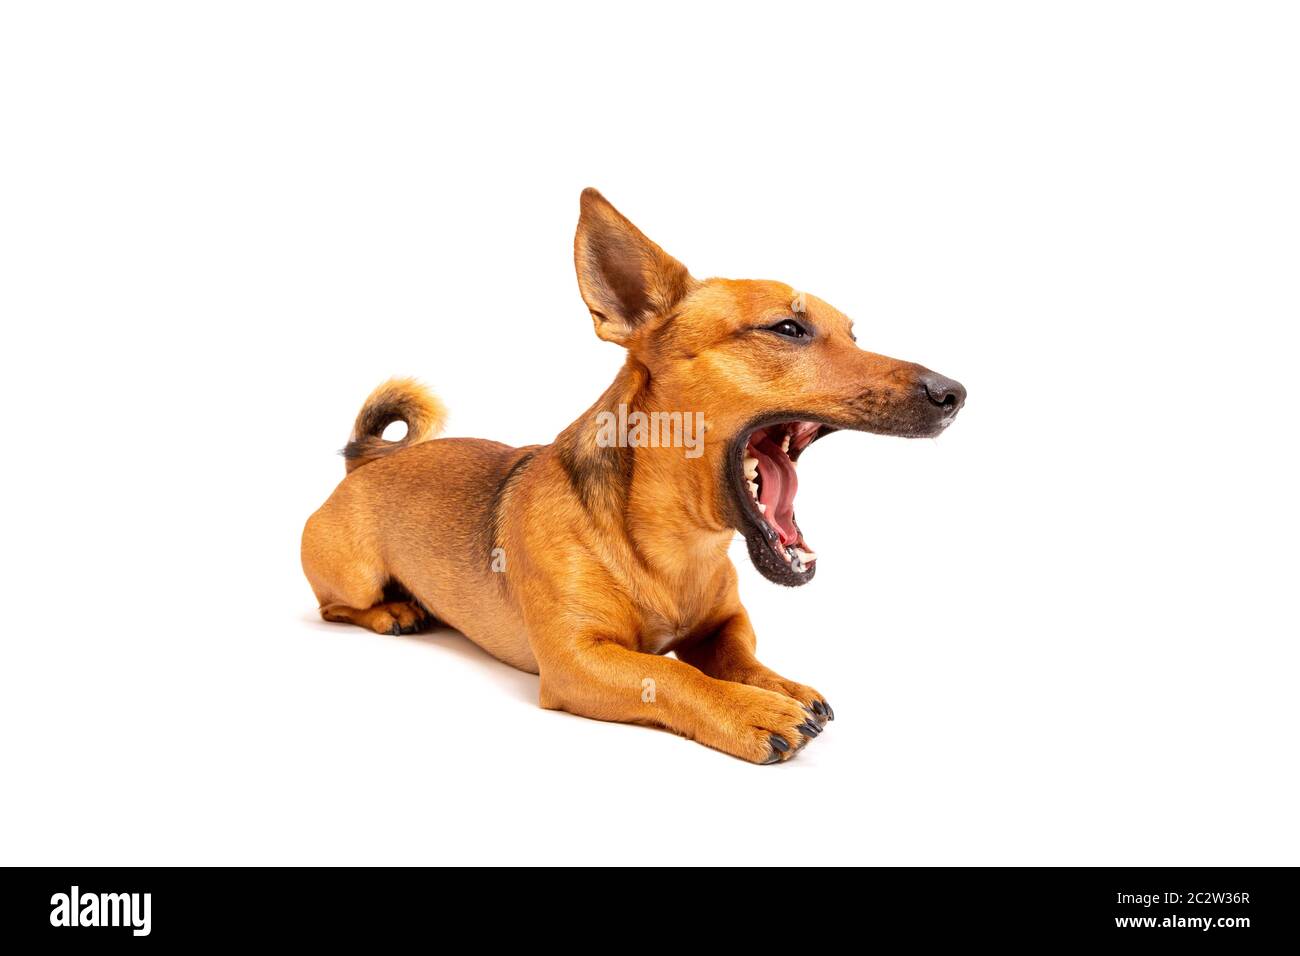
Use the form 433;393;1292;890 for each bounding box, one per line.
751;434;799;545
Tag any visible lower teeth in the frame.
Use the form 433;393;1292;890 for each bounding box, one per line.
785;546;817;572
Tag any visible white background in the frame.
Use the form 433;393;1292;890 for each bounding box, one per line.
2;2;1296;865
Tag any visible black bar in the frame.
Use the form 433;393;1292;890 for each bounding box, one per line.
2;867;1294;945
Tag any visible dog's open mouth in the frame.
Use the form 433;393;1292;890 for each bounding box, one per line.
731;419;833;586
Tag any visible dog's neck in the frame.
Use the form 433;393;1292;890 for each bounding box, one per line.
553;360;733;576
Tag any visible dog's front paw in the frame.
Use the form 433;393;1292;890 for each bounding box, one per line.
747;674;834;727
708;685;826;765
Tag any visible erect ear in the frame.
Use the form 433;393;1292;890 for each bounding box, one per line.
574;188;694;345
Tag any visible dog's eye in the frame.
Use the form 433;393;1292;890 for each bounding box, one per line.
768;319;809;339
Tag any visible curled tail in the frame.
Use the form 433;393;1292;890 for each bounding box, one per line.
342;377;448;473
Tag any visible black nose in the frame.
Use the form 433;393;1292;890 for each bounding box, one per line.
919;371;966;412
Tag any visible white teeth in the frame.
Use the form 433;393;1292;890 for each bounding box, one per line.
743;456;758;480
785;546;817;573
757;502;766;513
781;433;791;454
746;479;759;498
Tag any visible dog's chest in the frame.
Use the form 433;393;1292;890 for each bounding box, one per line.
641;621;693;656
636;564;729;655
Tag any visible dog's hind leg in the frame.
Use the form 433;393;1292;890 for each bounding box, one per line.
301;505;430;636
318;600;429;636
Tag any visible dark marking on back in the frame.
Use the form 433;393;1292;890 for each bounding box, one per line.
555;431;632;515
482;449;536;575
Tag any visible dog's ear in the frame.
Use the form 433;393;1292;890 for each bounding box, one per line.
574;188;693;345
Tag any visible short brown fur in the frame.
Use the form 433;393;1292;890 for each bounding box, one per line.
302;189;964;763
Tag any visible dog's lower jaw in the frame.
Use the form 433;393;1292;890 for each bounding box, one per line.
743;529;818;587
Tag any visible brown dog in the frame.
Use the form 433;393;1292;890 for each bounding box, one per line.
302;189;965;763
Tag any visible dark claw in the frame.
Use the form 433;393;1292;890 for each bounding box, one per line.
811;700;826;716
388;622;402;636
825;702;835;721
798;720;821;737
762;736;787;764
